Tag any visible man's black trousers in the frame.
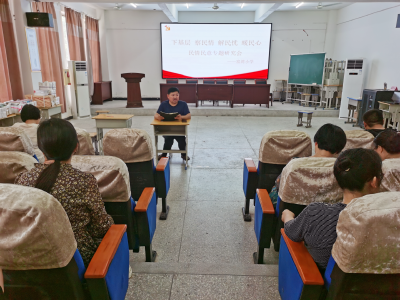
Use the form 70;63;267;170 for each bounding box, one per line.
161;136;186;157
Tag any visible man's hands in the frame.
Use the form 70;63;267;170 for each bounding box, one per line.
174;114;182;120
281;209;295;224
154;113;164;121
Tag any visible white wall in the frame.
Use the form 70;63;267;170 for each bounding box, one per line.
178;11;255;23
333;3;400;90
105;10;170;98
263;10;335;91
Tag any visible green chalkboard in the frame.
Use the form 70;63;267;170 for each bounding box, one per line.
288;53;326;85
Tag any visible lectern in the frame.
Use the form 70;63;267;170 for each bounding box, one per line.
121;73;145;108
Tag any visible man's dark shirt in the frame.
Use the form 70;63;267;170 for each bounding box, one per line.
157;100;190;115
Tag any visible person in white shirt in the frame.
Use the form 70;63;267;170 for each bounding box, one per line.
12;104;44;163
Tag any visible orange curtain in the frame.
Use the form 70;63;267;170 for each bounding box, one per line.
65;7;85;61
32;2;66;112
0;0;23;102
85;16;101;82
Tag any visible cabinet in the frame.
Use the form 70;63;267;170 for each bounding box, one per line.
358;89;394;127
92;81;112;105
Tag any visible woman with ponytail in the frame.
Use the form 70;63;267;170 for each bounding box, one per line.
281;148;383;272
15;119;114;267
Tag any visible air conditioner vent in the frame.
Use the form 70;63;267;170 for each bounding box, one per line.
75;62;87;71
347;59;363;70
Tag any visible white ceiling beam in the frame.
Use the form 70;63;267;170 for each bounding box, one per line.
254;3;283;23
159;3;178;22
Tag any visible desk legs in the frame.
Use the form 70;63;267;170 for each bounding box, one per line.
97;128;104;155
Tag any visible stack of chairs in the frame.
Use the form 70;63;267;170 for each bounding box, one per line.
75;127;96;155
103;128;171;220
0;184;129;300
342;130;374;151
71;155;158;262
253;157;342;263
278;192;400;300
0;127;39;162
0;151;37;183
242;130;312;221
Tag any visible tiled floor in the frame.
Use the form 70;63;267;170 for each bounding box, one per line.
70;115;358;299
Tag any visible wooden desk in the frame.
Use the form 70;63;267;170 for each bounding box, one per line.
160;84;197;106
93;114;134;155
378;101;400;130
197;84;233;107
92;81;112;105
345;98;362;125
0;114;18;127
39;105;62;120
232;84;270;108
151;119;190;170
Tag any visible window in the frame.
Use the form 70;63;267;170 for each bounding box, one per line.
61;12;70;63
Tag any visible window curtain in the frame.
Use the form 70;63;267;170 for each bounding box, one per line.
0;0;23;102
65;7;85;61
32;2;66;112
85;16;101;83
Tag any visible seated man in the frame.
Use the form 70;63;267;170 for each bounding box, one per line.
374;129;400;160
269;124;347;205
282;148;382;273
363;109;385;137
12;104;44;163
154;87;191;161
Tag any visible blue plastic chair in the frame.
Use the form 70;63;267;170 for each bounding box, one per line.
0;184;129;300
72;155;158;262
103;128;171;220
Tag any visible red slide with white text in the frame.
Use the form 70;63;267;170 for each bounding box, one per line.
161;23;272;79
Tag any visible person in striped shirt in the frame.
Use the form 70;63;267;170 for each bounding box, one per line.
282;148;383;272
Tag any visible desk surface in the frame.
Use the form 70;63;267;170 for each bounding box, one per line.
38;104;62;110
151;119;190;126
0;113;17;120
93;114;134;120
378;101;399;105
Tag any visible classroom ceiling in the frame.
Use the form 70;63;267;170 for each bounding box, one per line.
93;2;353;11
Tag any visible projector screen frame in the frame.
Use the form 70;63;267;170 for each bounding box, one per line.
160;22;273;80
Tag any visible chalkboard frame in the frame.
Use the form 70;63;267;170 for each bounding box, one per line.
287;53;326;86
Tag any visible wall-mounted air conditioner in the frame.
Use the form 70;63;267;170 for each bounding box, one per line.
339;59;367;119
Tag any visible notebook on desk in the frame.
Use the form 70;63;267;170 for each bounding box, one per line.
160;111;178;121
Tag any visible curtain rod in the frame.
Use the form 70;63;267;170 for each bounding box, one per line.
57;3;99;21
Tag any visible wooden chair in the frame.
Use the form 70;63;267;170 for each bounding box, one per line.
166;79;178;84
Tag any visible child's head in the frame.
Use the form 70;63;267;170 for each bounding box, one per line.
334;148;382;194
363;109;384;129
314;124;347;155
21;104;40;124
374;129;400;160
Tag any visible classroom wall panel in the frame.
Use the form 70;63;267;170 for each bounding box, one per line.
333;3;400;90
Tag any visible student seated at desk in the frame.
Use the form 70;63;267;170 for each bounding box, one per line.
363;109;385;137
155;87;191;161
15;119;114;267
269;124;347;206
12;104;44;163
282;148;382;273
374;129;400;160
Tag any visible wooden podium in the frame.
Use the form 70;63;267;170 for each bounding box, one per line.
121;73;145;108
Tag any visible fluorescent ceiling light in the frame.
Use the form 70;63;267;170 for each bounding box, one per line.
295;2;304;8
186;3;189;9
130;3;137;8
241;3;244;9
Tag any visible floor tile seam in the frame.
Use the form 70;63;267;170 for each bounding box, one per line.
131;271;278;278
176;119;195;263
